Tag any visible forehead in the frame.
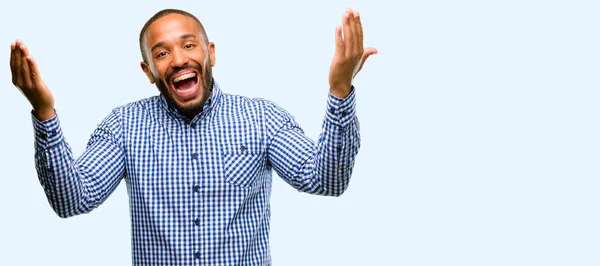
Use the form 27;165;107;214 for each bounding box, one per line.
145;14;200;45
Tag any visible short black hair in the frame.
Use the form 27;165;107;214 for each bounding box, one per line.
139;9;209;64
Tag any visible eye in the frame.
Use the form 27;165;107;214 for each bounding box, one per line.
156;51;168;58
184;44;196;49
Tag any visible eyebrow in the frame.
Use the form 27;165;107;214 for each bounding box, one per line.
150;34;197;53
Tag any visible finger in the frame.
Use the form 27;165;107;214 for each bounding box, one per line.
353;47;378;79
354;11;364;54
360;47;378;68
10;42;19;85
348;9;358;56
14;41;24;87
335;25;344;55
346;9;358;56
342;10;354;58
364;47;378;57
26;55;43;88
19;43;33;89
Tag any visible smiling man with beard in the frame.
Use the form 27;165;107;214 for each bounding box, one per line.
9;8;377;266
139;10;216;120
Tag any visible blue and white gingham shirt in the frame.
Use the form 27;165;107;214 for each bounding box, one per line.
32;80;360;265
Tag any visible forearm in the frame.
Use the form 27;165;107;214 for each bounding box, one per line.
33;113;86;217
305;87;360;195
268;87;360;196
32;111;126;217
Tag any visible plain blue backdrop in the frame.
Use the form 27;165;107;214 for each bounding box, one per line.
1;0;599;265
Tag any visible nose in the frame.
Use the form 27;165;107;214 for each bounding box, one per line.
170;48;189;69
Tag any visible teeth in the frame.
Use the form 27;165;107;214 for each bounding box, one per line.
173;72;196;83
176;87;195;93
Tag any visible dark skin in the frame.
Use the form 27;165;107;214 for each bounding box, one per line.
329;9;378;98
10;8;377;121
9;41;55;121
140;14;216;120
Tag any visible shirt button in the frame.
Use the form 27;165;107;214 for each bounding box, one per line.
194;218;200;225
240;145;246;152
193;185;200;192
192;153;198;159
329;107;335;114
341;111;347;117
195;251;201;259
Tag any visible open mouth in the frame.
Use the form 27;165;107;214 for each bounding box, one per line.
171;71;199;99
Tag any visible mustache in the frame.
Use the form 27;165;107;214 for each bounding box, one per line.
165;63;203;83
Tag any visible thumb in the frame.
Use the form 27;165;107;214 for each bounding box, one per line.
353;47;378;79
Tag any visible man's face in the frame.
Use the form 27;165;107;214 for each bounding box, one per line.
141;14;216;118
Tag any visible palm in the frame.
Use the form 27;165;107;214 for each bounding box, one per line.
10;40;55;120
328;9;377;98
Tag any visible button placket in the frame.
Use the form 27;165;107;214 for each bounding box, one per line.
186;125;202;262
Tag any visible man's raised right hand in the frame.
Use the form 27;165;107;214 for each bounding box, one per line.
10;40;55;121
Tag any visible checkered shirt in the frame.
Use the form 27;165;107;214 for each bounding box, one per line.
31;81;360;265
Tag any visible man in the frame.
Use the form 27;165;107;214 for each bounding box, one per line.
10;8;376;265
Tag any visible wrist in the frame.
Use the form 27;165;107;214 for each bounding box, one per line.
330;85;351;99
33;107;55;121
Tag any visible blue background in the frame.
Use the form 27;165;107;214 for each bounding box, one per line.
1;0;599;265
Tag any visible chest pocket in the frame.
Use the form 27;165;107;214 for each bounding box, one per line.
222;144;263;188
220;120;265;189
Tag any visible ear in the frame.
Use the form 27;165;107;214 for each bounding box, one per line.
140;61;155;84
208;42;216;67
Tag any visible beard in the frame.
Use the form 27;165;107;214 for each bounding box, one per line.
155;59;213;118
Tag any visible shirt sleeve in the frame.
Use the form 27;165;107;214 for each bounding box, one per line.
265;87;360;196
32;109;127;218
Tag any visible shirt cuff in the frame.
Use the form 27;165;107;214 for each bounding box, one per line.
32;111;63;149
326;86;357;127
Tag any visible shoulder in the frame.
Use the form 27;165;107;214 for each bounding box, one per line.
219;92;296;121
110;96;161;115
220;92;270;108
95;96;162;125
220;93;290;114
